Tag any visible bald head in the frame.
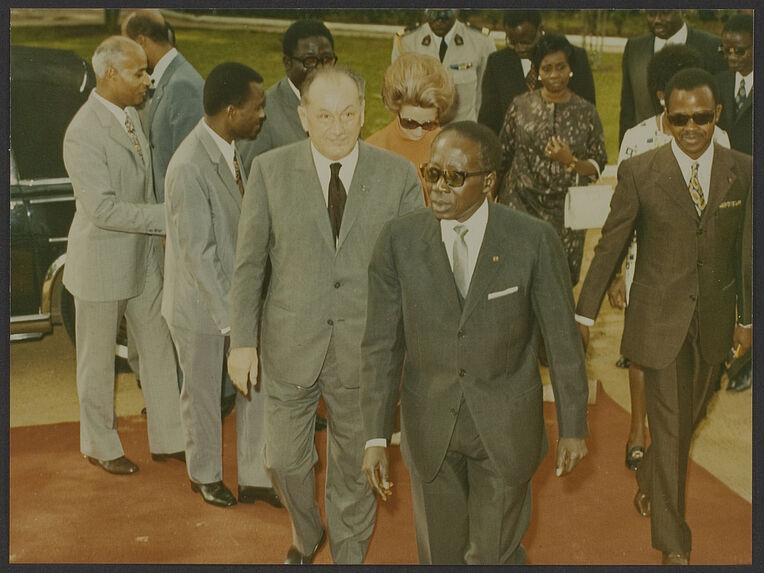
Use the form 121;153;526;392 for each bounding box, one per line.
122;9;172;69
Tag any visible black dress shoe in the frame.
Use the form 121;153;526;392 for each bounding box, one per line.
727;363;752;392
633;489;651;517
625;443;644;471
87;455;139;475
615;355;631;369
238;485;283;508
284;529;326;564
151;451;186;463
190;480;237;507
314;413;327;432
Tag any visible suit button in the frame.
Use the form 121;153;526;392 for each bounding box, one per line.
697;228;703;235
327;319;334;326
457;329;465;338
334;282;341;288
689;295;697;301
449;408;457;416
697;260;703;268
458;368;466;377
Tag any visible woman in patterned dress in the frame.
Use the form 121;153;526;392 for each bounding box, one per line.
497;34;607;286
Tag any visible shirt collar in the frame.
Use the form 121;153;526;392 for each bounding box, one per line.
309;140;359;178
202;118;237;176
92;88;127;126
151;48;178;86
441;195;489;235
287;76;302;101
671;137;715;172
654;22;688;51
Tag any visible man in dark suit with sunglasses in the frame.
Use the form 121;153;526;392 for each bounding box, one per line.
577;68;752;565
361;121;589;564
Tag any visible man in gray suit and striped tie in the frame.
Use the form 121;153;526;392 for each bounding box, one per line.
62;36;184;475
162;62;282;508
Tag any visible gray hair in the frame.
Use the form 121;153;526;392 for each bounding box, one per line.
92;36;142;79
300;66;365;106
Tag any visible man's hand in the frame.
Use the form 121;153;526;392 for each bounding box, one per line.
556;437;588;477
732;325;753;359
578;323;590;352
227;346;259;396
607;275;627;309
362;446;393;501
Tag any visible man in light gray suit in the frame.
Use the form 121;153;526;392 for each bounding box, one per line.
228;67;423;563
63;36;184;475
162;62;283;508
122;9;204;203
237;19;336;174
361;122;589;564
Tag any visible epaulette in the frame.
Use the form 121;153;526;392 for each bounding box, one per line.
396;22;421;36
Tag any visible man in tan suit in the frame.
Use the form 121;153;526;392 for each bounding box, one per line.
228;67;423;563
577;68;752;565
62;36;184;475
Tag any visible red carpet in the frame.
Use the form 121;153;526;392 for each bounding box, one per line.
9;385;750;565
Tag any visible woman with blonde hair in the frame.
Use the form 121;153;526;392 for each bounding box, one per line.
366;52;454;203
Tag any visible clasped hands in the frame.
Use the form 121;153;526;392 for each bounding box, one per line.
545;135;574;165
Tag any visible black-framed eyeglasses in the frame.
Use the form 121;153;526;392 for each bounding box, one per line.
419;163;491;189
399;116;439;131
666;111;716;126
290;54;338;69
717;45;751;57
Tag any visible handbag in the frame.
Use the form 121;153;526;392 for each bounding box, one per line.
564;173;614;230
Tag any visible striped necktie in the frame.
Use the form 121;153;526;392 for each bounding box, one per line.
688;162;706;216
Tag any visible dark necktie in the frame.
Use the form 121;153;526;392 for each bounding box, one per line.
124;115;143;160
233;153;245;197
736;78;747;112
525;62;537;91
439;38;448;62
328;162;346;243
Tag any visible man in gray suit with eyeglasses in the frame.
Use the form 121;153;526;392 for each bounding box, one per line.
63;36;184;475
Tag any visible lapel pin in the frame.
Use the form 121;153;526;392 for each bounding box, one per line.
492;255;499;262
361;185;367;192
728;176;734;183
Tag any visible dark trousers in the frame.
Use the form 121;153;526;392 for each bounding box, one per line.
636;314;719;554
409;397;531;564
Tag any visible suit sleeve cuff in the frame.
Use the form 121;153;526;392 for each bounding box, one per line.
221;326;231;335
738;323;752;328
575;314;595;326
365;438;387;449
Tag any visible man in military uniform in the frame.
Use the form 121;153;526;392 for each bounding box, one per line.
393;9;495;123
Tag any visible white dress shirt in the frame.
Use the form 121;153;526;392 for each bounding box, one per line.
92;89;128;132
366;197;490;449
735;71;753;99
309;141;360;207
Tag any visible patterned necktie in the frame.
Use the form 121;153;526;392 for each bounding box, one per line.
452;224;470;298
328;162;346;243
525;63;537;91
439;38;448;62
736;77;747;112
124;114;143;160
233;153;245;197
688;162;706;216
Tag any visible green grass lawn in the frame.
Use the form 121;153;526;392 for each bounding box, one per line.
11;24;623;161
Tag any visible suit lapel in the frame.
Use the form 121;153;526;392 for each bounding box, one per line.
149;53;183;123
654;146;700;223
197;121;242;206
459;202;503;327
420;213;463;315
701;145;736;224
336;142;369;250
297;142;336;252
277;77;305;135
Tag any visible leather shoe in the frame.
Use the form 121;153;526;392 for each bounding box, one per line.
190;480;237;507
727;364;752;392
314;413;327;432
87;455;139;475
633;489;651;517
151;451;186;463
238;485;283;508
625;443;644;471
662;552;690;565
284;529;326;564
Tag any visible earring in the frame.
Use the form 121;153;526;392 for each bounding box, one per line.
569;71;574;78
